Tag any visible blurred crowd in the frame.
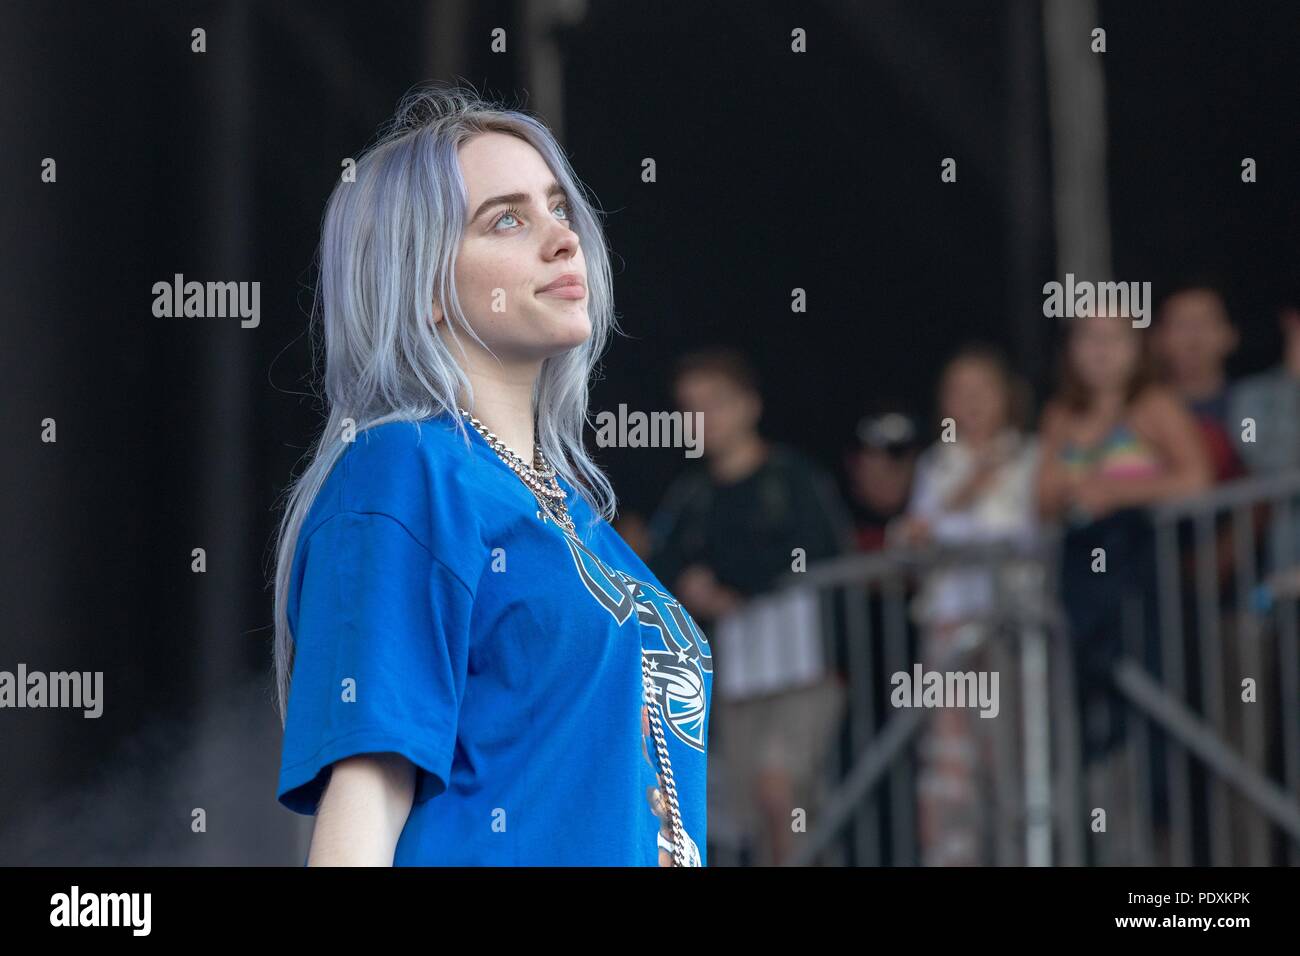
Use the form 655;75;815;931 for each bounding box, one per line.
619;279;1300;866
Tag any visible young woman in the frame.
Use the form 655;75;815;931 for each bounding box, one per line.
271;86;712;866
1037;313;1211;525
1036;312;1210;856
890;345;1039;866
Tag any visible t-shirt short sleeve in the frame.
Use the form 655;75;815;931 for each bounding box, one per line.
276;509;474;815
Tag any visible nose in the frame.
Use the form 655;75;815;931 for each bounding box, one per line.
542;213;580;261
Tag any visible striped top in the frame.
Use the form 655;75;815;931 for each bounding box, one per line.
1060;420;1162;479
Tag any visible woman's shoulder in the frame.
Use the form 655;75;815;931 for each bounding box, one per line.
303;414;488;552
345;414;471;484
1129;384;1191;429
1037;398;1073;435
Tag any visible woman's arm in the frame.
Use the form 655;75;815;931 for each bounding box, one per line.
1091;388;1213;510
886;445;938;546
1033;403;1076;520
307;753;416;866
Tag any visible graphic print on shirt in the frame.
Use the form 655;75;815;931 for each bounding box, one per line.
559;532;712;752
559;530;710;865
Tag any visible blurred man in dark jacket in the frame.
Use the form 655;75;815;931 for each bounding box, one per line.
646;348;853;629
645;347;854;865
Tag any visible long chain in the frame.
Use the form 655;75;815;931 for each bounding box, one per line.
460;407;693;866
643;654;691;866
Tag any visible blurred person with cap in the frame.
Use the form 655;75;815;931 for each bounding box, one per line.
846;406;922;551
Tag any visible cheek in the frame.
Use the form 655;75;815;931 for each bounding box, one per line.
457;246;531;312
1076;342;1104;371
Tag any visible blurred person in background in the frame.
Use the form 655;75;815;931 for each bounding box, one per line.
1223;290;1300;862
889;344;1039;865
1228;288;1300;602
845;407;922;551
1228;290;1300;478
644;347;854;865
646;348;855;628
1153;280;1245;483
1230;288;1300;586
1036;311;1211;861
1154;280;1262;862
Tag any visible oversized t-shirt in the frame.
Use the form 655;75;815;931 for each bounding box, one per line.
276;410;713;866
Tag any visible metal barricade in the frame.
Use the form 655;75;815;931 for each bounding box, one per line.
709;470;1300;866
1141;470;1300;866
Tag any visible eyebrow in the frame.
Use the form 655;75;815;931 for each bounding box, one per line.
470;181;569;225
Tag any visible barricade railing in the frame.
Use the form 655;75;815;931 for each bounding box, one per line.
711;470;1300;866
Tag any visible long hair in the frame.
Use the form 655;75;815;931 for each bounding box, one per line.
270;84;619;725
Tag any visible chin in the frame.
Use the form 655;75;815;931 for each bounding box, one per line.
546;311;593;349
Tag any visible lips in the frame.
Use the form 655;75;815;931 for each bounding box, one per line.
537;273;586;298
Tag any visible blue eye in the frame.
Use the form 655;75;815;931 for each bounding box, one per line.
493;208;522;231
492;202;571;232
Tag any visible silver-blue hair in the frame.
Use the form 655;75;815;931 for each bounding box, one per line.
270;84;620;724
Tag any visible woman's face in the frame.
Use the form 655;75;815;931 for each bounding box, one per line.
1069;314;1140;393
940;358;1008;442
438;131;591;361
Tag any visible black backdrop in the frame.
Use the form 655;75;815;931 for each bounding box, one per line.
1;0;1296;863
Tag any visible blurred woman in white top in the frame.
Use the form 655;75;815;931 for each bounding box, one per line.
889;344;1039;865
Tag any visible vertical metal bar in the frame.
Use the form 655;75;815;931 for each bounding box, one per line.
1122;594;1153;865
883;573;914;865
1037;529;1083;865
827;582;851;866
813;584;839;866
823;584;849;868
1049;603;1084;865
1232;503;1268;864
844;579;878;866
1194;513;1231;865
1272;496;1300;865
1155;518;1192;866
1019;592;1054;865
987;615;1018;865
1043;0;1114;283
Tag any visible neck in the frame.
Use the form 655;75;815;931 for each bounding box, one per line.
457;352;543;460
708;432;768;484
1091;387;1127;418
963;428;999;451
1174;368;1225;401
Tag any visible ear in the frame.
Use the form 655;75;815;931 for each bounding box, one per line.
430;300;445;328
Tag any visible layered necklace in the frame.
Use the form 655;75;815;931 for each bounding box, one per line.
457;406;696;866
458;408;576;536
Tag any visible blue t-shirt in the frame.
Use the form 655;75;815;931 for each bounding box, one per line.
276;411;713;865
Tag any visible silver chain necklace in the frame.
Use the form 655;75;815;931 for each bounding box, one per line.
459;407;695;866
458;408;575;536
